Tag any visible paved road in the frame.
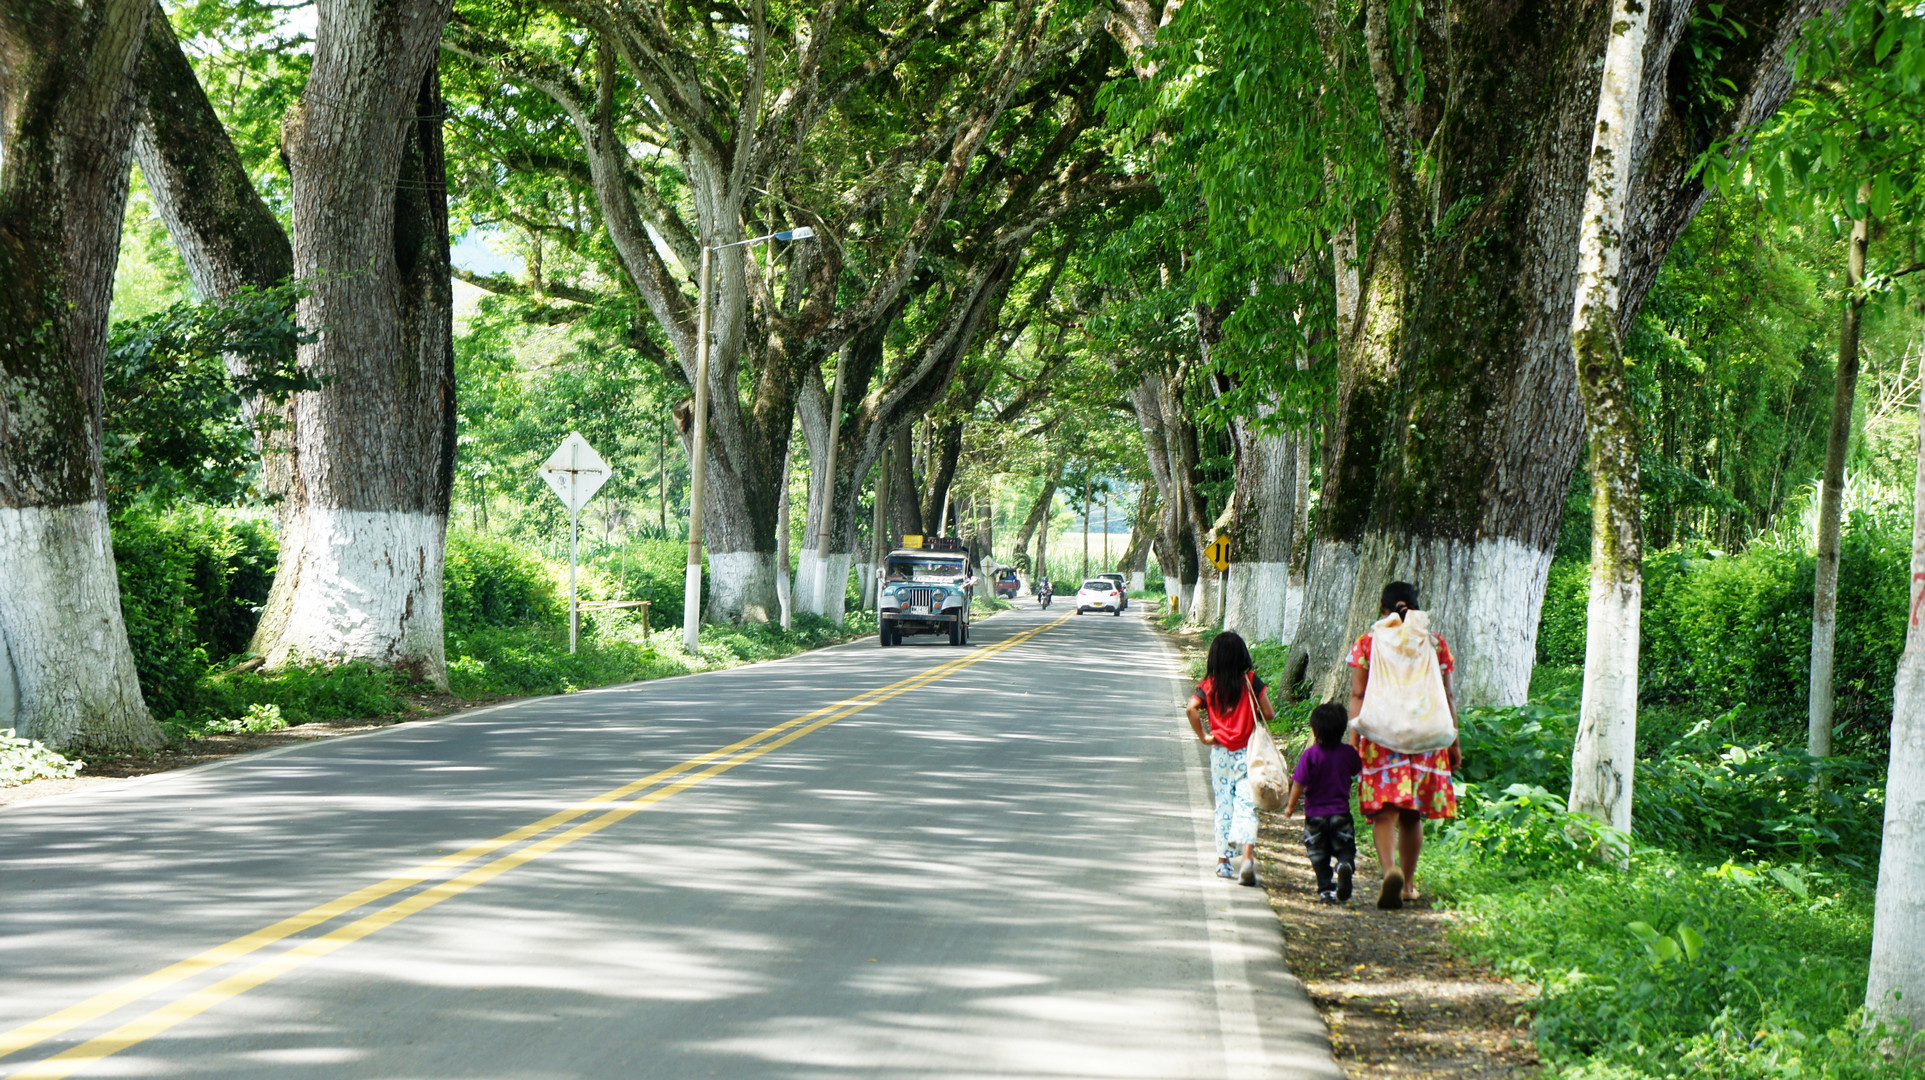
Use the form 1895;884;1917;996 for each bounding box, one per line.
0;605;1336;1080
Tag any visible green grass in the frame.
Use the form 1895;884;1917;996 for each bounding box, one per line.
1427;839;1899;1079
1425;672;1916;1078
164;610;886;739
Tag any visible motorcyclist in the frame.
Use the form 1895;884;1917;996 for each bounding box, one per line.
1037;577;1053;608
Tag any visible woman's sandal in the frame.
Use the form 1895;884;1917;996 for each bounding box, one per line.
1378;870;1405;910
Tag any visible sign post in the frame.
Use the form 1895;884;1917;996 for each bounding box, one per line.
539;432;613;653
1206;535;1231;627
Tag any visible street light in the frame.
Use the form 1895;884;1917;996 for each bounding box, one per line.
685;226;818;653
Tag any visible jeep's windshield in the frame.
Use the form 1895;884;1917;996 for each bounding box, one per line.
886;556;967;582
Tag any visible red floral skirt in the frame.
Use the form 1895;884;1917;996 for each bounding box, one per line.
1357;735;1457;819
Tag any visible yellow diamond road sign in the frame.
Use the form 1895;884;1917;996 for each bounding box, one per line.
1206;536;1230;572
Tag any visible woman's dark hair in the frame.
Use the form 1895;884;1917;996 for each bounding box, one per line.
1205;631;1254;715
1380;581;1420;617
1309;703;1348;749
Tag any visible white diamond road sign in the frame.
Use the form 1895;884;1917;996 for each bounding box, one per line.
539;432;612;514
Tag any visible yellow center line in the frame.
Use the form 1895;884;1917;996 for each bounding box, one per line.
0;632;1002;1064
2;614;1069;1080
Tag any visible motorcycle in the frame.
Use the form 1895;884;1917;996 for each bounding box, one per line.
1038;582;1053;609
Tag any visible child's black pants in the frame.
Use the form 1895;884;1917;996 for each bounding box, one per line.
1302;813;1356;892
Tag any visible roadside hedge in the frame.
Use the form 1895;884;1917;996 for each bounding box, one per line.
1536;507;1909;756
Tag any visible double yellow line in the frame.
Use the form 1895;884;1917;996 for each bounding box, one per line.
0;614;1070;1080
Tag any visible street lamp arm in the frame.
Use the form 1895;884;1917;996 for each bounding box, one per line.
710;225;817;251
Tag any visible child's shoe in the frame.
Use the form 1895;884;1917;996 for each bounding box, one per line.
1216;860;1236;879
1318;890;1340;904
1237;856;1257;887
1336;862;1354;901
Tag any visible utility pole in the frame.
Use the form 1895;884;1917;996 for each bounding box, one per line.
1103;487;1110;571
814;352;848;621
1081;474;1091;581
870;448;891;609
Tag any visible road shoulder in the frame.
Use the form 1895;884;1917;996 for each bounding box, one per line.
1145;617;1345;1080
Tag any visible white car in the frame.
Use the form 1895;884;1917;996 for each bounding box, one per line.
1075;579;1123;616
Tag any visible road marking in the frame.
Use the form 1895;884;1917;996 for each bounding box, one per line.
1;614;1070;1080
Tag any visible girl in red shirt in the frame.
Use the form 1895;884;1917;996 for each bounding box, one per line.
1186;631;1276;885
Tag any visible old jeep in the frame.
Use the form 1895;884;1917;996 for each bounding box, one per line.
877;537;974;647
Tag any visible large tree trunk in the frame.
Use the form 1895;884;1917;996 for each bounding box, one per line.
1810;197;1871;759
921;421;964;536
1566;0;1651;837
890;425;923;540
1289;0;1831;708
1223;422;1302;645
0;0;164;752
1119;483;1157;593
132;6;295;475
1128;371;1192;611
1014;463;1063;574
795;367;855;620
132;10;292;300
1867;322;1925;1026
253;3;455;684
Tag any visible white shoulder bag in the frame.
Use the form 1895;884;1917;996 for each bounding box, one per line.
1352;610;1457;754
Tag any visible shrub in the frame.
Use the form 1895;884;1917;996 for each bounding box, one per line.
1;729;84;786
586;536;698;630
112;506;276;722
193;662;410;730
1446;782;1629;872
1455;701;1882;869
443;530;564;633
1432;843;1881;1080
1535;507;1911;756
198;703;289;735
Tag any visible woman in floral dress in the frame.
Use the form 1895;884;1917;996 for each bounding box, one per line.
1346;581;1461;909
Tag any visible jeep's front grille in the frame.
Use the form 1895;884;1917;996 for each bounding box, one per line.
903;587;939;609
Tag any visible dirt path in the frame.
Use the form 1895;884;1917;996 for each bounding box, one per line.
1157;617;1536;1078
1254;790;1538;1077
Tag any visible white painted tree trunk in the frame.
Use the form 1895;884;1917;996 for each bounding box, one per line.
1867;382;1925;1026
1131;570;1147;593
1292;536;1549;707
1224;562;1291;642
1811;199;1871;759
855;562;876;609
0;505;161;751
0;0;164;751
261;9;455;685
775;439;793;631
1565;0;1649;834
1569;579;1640;832
1189;566;1220;626
793;549;853;620
1223;419;1300;643
709;552;779;625
254;510;449;675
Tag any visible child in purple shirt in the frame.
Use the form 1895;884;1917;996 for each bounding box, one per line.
1284;703;1363;903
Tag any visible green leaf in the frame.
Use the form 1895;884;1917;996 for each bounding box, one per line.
1676;924;1705;963
1872;172;1894;218
1626;921;1660;944
1768;866;1810;899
